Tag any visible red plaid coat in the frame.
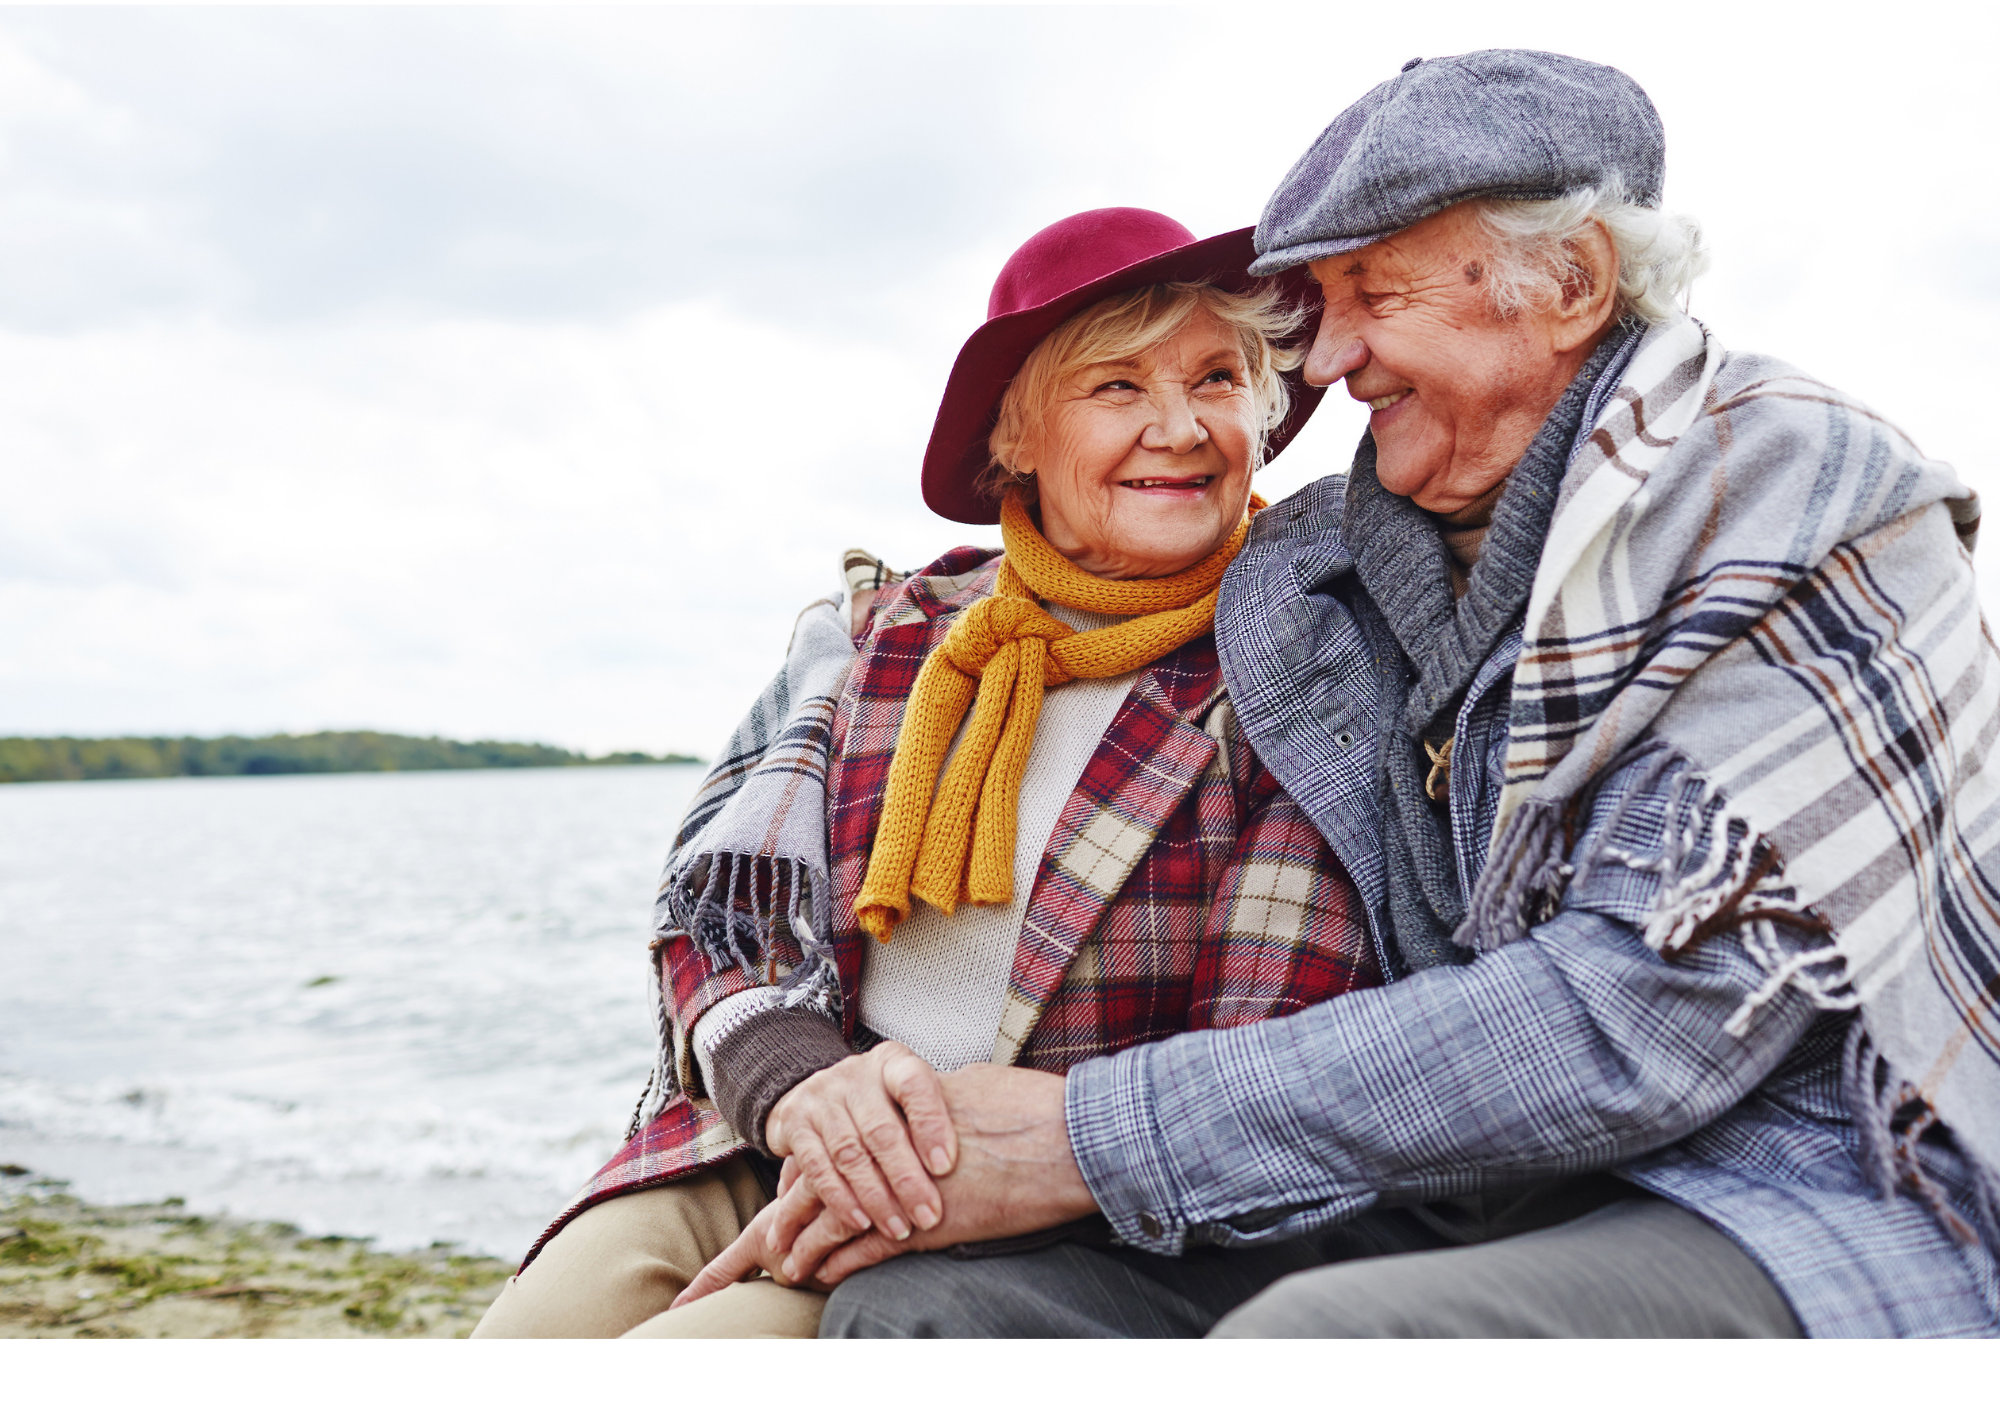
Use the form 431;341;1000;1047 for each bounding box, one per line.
524;546;1377;1265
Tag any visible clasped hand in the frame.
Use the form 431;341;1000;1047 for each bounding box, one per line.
760;1040;956;1243
672;1060;1092;1308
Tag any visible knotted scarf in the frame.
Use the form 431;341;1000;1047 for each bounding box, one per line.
855;490;1262;942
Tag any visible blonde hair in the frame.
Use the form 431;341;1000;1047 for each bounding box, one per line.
981;281;1307;504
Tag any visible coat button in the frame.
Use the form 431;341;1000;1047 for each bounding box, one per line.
1138;1212;1165;1239
1335;730;1355;748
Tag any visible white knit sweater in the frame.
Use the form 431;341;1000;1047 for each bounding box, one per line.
693;603;1136;1083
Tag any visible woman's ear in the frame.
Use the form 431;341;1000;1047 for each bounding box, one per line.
1549;217;1620;354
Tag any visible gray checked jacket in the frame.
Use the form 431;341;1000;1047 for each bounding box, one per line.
1062;457;2000;1340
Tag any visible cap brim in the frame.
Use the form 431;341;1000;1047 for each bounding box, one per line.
922;227;1326;525
1248;229;1409;277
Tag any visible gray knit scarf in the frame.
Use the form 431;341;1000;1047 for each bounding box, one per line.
1344;326;1638;972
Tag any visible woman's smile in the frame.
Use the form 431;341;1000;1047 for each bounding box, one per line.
1119;473;1216;496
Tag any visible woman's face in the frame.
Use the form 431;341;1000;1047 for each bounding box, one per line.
1024;309;1258;580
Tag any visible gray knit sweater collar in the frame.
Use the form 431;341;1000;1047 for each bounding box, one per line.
1344;322;1642;972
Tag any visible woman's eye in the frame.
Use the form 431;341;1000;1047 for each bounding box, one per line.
1200;369;1237;386
1095;379;1138;394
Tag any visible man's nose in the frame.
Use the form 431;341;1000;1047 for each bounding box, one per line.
1142;387;1206;453
1304;310;1368;387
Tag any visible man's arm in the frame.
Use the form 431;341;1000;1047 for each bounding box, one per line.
720;747;1830;1282
1067;903;1817;1253
736;894;1817;1289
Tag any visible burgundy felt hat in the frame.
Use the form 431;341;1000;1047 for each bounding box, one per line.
921;207;1327;525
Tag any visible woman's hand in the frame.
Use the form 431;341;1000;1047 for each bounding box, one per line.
763;1040;956;1242
670;1158;838;1309
677;1066;1093;1306
783;1063;1091;1286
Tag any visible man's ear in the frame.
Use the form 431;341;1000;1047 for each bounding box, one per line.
1548;217;1620;354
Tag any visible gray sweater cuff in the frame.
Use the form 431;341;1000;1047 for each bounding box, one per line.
709;1005;855;1154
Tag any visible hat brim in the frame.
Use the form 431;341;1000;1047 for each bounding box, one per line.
920;226;1326;525
1246;232;1384;277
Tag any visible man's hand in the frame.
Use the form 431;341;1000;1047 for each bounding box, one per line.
764;1041;955;1241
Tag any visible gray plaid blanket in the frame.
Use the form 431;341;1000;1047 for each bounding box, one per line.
1463;314;1998;1242
625;558;889;1135
656;593;853;974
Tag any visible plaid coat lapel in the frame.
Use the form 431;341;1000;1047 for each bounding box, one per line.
992;655;1225;1064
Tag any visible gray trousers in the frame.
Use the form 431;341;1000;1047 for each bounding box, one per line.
818;1183;1801;1338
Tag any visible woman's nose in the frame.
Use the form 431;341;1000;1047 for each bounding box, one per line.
1142;388;1206;453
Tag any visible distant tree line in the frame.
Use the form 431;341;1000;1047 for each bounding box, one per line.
0;732;702;785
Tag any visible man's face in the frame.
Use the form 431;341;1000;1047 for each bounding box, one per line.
1304;205;1584;515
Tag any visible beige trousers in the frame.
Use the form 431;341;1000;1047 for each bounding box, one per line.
470;1157;828;1338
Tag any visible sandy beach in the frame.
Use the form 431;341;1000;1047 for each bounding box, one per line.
1;1167;511;1339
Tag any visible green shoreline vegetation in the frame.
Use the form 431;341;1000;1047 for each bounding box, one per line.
0;731;701;786
1;1169;510;1338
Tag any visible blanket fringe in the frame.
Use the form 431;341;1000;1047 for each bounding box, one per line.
1843;1020;2000;1251
1458;796;1567;952
624;857;844;1143
1472;743;1998;1252
1463;743;1844;1036
662;849;830;977
625;937;678;1140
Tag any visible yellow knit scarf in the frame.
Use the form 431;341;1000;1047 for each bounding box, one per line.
854;491;1263;943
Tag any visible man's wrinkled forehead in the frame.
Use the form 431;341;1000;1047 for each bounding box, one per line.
1306;240;1406;287
1306;213;1480;289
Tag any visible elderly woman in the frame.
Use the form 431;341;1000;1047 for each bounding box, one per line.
471;207;1383;1338
729;52;2000;1340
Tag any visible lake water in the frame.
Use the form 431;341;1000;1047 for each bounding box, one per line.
0;763;706;1261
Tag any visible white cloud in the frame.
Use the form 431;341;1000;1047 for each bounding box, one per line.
0;3;1994;755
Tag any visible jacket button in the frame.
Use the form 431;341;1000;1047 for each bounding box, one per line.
1139;1212;1165;1239
1335;730;1355;748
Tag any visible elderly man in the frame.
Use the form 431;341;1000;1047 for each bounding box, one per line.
702;50;2000;1337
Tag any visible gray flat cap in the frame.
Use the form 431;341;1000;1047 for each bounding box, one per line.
1249;50;1664;275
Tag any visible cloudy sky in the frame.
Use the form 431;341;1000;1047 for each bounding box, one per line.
3;3;1994;756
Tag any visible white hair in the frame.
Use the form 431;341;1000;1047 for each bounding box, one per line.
1463;178;1709;326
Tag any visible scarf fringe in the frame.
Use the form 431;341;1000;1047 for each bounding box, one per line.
1463;746;1846;1030
1843;1020;2000;1252
1466;741;2000;1251
626;937;678;1140
661;850;832;976
1467;744;1997;1251
624;853;841;1142
1456;793;1568;952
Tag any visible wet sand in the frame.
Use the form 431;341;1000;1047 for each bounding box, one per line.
0;1169;512;1338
